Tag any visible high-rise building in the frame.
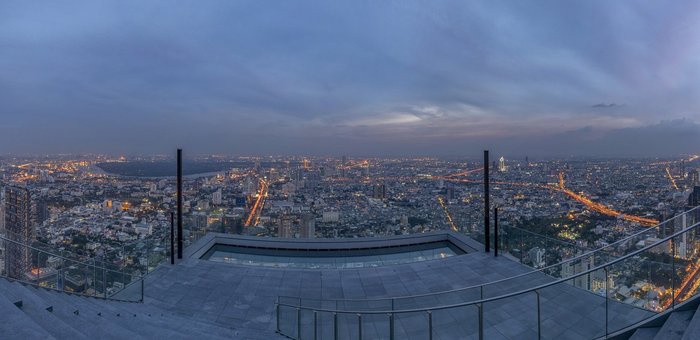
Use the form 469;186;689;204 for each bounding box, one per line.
689;186;700;207
446;185;456;201
4;185;35;279
300;214;315;238
222;214;243;234
340;155;347;178
372;183;386;200
278;215;294;238
0;189;5;232
498;157;506;172
689;169;699;187
212;189;222;205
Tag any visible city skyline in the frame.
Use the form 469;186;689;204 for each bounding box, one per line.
1;1;700;156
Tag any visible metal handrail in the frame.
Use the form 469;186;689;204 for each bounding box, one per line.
277;206;692;306
0;232;172;302
278;218;698;316
0;235;132;277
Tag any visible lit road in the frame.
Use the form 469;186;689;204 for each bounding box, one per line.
244;178;268;227
665;167;680;190
437;196;459;232
662;260;700;310
555;172;658;226
443;172;658;227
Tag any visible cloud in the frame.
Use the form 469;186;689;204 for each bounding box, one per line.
0;1;699;156
591;103;622;108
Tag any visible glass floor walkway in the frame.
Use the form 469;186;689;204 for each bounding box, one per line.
202;241;463;269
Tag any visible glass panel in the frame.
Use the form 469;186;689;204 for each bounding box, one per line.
432;305;479;340
539;276;606;339
606;245;665;334
392;311;429;339
483;292;537;340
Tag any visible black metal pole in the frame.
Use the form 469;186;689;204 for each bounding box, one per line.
494;207;498;257
484;150;490;253
170;212;175;264
177;149;183;259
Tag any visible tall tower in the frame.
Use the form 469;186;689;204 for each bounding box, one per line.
498;157;507;172
4;185;35;279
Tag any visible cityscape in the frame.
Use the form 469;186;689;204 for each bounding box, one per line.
2;153;700;311
2;1;700;339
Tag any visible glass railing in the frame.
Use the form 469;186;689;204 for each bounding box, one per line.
276;212;700;339
0;225;172;303
276;206;699;322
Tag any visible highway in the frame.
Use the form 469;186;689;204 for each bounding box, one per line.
437;196;459;232
244;178;268;227
441;170;658;227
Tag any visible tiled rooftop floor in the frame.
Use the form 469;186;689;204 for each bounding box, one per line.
140;250;652;339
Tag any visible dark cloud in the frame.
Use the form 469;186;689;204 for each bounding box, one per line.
591;103;622;108
0;0;699;156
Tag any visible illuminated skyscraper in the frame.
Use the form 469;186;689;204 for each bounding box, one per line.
498;156;507;172
4;185;34;279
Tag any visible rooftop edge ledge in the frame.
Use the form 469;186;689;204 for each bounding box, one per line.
184;230;481;260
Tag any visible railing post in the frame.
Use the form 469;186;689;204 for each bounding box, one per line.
93;259;97;296
103;264;107;299
146;239;150;274
334;312;338;340
35;251;40;283
605;267;609;336
313;311;318;340
535;290;541;340
276;302;280;333
544;238;548;267
672;239;676;309
170;212;175;265
484;150;490;253
297;308;301;340
427;311;433;340
140;278;144;303
391;298;395;311
520;230;524;263
357;313;362;340
478;304;483;340
389;313;395;340
177;149;183;259
494;207;499;257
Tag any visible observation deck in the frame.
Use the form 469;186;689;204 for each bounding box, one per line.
3;207;700;339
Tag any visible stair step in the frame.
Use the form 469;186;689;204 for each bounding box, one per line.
0;287;57;339
654;310;694;340
31;285;145;339
682;304;700;340
1;281;88;339
630;327;660;340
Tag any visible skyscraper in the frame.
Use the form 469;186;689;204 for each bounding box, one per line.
446;184;456;201
4;185;35;279
278;215;294;238
498;157;507;172
688;186;700;207
212;189;222;205
373;183;386;200
300;214;315;238
689;169;699;187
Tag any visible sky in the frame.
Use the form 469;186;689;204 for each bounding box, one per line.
1;0;699;157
